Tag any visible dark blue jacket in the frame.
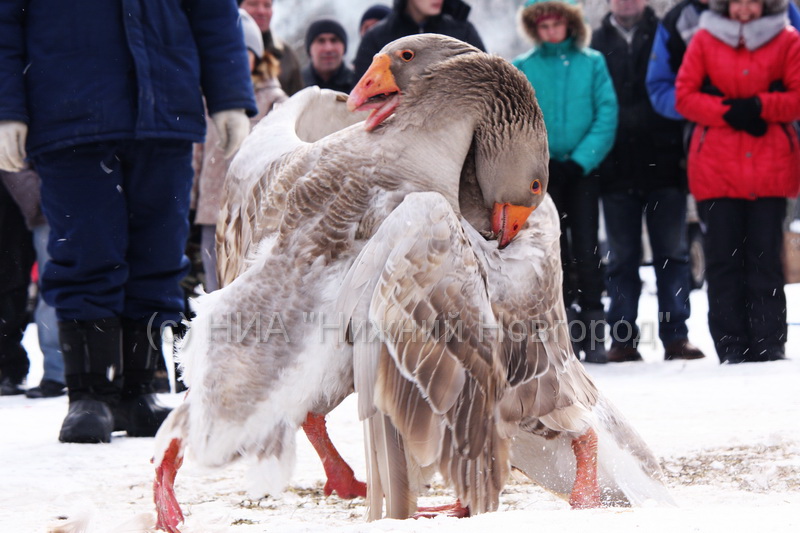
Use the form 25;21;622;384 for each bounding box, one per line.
0;0;257;156
302;63;356;94
646;0;800;120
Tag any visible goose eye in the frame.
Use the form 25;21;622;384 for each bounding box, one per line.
530;179;542;194
398;50;415;62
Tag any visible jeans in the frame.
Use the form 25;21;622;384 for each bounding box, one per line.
603;188;691;346
35;140;193;327
32;224;64;384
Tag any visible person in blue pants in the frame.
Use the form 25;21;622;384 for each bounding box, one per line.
0;0;257;443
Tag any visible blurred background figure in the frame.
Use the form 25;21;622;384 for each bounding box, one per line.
592;0;706;363
302;19;356;92
0;175;34;396
359;3;392;36
513;0;618;364
0;166;65;397
675;0;800;363
354;0;486;78
239;0;304;95
193;9;288;293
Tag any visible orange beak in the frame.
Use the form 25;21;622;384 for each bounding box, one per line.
346;53;401;131
492;202;535;248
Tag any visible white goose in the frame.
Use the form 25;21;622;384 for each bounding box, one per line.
151;34;672;532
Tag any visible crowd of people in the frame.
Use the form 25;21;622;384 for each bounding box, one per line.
0;0;798;444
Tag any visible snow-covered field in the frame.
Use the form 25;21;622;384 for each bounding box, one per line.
2;269;799;533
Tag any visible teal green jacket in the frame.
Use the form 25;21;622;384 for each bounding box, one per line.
513;38;618;175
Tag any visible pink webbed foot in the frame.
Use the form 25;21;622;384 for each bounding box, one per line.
414;500;471;519
154;438;185;532
569;428;601;509
303;412;367;499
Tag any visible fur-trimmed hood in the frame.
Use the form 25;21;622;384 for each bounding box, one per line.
518;0;590;48
709;0;789;16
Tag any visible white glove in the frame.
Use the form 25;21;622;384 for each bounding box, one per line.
211;109;249;159
0;121;28;172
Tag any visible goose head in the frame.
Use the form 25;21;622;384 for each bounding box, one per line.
348;34;549;248
347;34;479;131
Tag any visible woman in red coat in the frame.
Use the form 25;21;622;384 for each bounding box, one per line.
676;0;800;363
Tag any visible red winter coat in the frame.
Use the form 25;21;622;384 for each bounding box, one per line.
676;26;800;201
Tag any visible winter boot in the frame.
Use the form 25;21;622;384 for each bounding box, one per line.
115;320;172;437
58;318;122;443
579;309;607;364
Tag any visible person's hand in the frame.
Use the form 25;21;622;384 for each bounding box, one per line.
700;79;724;97
0;121;28;172
723;97;767;137
211;109;249;159
548;159;564;183
561;159;584;180
549;159;584;183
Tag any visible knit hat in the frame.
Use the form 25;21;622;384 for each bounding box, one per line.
305;19;348;54
238;9;264;58
360;4;391;27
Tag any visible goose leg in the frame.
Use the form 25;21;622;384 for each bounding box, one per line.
413;499;470;519
302;412;367;499
569;428;601;509
154;437;185;532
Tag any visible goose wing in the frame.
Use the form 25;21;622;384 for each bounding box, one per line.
338;191;510;517
217;87;369;286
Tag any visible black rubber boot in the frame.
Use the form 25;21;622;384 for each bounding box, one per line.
58;318;122;443
115;320;172;437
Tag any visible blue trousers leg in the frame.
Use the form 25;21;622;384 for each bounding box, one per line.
35;140;192;329
32;224;64;384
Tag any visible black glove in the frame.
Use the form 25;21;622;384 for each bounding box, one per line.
768;80;786;92
562;159;584;180
700;77;724;97
723;97;767;137
548;159;565;183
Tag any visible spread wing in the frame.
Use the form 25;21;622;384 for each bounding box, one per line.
216;87;369;286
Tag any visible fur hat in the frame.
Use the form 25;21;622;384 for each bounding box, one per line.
518;0;590;48
305;19;348;54
238;9;264;58
709;0;788;16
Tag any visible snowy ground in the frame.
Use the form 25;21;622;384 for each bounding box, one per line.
2;268;799;533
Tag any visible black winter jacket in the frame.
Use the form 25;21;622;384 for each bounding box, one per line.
353;0;485;79
591;8;686;193
302;63;356;94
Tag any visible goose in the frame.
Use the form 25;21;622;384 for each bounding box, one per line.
151;34;671;532
336;36;675;520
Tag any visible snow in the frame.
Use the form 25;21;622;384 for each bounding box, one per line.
2;268;799;533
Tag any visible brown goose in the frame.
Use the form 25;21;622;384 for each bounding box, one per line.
341;37;676;518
